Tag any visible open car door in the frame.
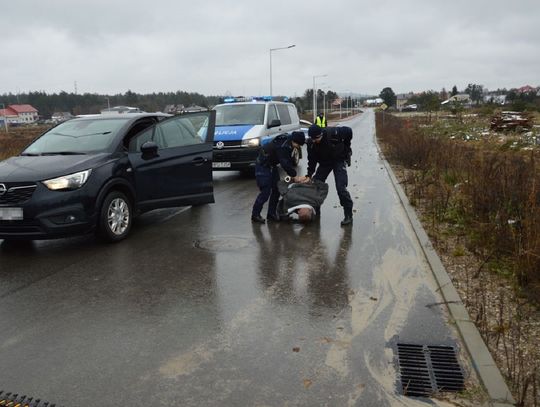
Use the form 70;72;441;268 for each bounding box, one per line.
128;111;215;211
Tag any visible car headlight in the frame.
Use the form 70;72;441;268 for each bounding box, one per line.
241;138;260;147
42;169;92;191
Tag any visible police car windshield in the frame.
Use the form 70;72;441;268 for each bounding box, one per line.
214;104;265;126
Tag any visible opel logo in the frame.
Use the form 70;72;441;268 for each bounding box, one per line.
0;184;6;196
216;141;224;149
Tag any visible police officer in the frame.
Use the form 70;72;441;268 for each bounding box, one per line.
315;112;327;128
306;124;353;226
251;132;308;224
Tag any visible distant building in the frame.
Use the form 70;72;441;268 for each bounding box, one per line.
483;94;507;105
183;104;207;113
516;85;537;94
363;98;384;107
100;106;144;114
51;112;74;123
396;93;414;111
441;94;471;107
164;104;185;114
0;104;39;124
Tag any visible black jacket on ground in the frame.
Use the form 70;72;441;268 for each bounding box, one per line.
277;179;329;211
306;126;352;177
256;134;297;177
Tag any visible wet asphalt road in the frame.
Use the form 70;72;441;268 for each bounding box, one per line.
0;110;468;406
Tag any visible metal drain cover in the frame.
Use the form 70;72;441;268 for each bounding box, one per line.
194;236;252;251
397;343;465;397
0;390;61;406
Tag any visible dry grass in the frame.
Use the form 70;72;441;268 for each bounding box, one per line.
377;112;539;406
0;126;50;160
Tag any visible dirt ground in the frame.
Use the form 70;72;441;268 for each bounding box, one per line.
392;164;539;406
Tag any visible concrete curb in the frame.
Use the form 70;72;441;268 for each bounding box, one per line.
379;151;516;406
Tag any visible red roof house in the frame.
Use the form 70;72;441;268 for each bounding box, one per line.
0;104;39;124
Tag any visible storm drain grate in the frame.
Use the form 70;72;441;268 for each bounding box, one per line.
397;343;465;397
0;390;62;407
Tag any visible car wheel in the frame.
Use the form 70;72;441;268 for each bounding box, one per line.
98;191;132;242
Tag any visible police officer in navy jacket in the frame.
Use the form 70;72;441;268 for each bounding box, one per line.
306;124;354;226
251;132;308;224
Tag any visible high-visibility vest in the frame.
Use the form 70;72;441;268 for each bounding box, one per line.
315;115;327;128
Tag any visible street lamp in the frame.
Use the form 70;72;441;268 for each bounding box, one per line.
312;74;327;122
105;97;111;111
0;103;8;133
269;44;295;99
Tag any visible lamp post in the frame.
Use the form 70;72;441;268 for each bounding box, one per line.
0;103;8;133
105;97;111;111
269;44;295;99
312;74;327;122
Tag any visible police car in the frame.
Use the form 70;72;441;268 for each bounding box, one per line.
212;97;302;173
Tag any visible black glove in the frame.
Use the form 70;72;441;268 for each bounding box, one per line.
346;152;352;167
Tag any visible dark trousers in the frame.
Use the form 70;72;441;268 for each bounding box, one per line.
314;161;353;217
252;163;280;218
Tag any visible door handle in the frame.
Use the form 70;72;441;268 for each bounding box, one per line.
192;157;207;165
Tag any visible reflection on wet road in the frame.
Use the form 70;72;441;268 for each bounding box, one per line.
0;111;467;406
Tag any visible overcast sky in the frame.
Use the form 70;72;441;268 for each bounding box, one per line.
1;0;539;98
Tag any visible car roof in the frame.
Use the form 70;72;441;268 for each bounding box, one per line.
72;113;171;121
214;101;291;107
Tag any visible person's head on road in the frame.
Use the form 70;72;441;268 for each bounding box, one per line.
318;112;324;118
308;124;323;144
291;131;306;149
297;207;314;222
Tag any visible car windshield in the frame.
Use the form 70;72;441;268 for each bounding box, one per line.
214;104;265;126
22;118;130;155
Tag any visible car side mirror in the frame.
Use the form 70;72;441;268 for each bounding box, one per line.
140;141;159;159
268;119;281;129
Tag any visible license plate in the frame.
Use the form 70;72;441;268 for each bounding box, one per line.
213;162;231;168
0;207;23;220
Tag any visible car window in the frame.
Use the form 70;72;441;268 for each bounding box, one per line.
287;105;299;123
267;104;278;124
128;127;153;152
276;104;292;125
154;116;204;149
214;104;265;126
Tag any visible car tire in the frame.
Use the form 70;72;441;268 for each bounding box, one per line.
97;191;132;242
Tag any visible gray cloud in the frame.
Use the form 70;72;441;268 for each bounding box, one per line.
1;0;538;96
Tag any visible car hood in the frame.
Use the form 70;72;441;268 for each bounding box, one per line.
0;153;111;182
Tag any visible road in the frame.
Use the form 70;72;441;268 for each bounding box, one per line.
0;110;472;406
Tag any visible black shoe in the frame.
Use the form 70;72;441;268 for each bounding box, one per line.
267;214;280;222
340;216;353;226
251;215;266;224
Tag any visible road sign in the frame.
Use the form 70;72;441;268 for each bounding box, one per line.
380;103;388;110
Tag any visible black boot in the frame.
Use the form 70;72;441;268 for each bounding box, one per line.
341;208;353;226
251;215;266;224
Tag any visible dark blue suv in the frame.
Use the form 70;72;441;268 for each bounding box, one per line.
0;111;215;242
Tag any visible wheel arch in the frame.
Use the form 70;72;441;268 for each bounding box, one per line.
96;178;137;219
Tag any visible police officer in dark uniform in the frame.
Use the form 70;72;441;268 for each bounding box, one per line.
251;132;308;224
306;124;354;226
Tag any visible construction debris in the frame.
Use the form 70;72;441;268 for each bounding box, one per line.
490;111;533;132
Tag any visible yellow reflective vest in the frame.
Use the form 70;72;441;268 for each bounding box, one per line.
315;115;327;128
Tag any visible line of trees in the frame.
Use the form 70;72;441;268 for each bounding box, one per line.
378;84;540;113
0;90;223;119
